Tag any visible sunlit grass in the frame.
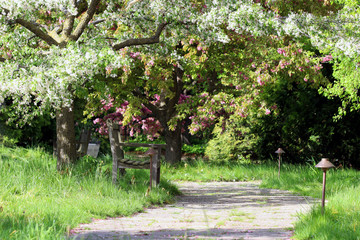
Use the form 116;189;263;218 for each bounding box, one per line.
162;159;277;182
294;185;360;240
0;145;178;239
1;146;359;240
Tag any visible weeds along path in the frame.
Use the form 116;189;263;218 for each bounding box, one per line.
72;181;314;240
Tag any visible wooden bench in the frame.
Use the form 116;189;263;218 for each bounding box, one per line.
107;120;166;188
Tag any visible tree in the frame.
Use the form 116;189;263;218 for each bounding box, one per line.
0;0;197;167
0;0;345;167
0;0;285;166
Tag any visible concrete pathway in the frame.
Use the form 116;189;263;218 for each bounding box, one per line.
72;181;314;240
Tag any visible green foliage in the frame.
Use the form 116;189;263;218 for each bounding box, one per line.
0;134;18;147
182;143;206;155
0;119;19;147
0;146;178;239
259;0;341;16
321;55;360;117
205;124;256;163
0;104;55;147
248;61;360;167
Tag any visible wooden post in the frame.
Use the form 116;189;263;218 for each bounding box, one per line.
107;120;125;184
151;148;157;188
116;127;126;176
155;147;161;185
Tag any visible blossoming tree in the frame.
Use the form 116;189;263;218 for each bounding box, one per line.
0;0;282;167
0;0;350;167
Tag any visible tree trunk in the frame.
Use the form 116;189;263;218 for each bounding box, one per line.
164;125;182;164
56;105;77;171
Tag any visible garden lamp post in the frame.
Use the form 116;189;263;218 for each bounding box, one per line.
315;158;335;215
145;148;157;189
275;148;285;178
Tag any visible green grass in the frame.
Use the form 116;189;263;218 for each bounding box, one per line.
161;159;276;182
294;185;360;240
0;145;178;239
1;146;359;240
162;158;360;240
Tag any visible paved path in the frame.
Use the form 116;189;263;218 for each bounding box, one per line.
72;181;314;240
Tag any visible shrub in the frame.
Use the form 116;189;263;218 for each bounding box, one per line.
205;124;256;163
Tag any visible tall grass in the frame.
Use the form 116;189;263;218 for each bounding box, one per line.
294;185;360;240
0;146;178;239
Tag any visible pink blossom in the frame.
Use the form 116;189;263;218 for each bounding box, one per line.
257;76;264;86
93;118;101;124
322;54;333;63
129;52;141;59
105;65;113;74
277;48;286;56
265;109;271;115
304;78;308;82
103;102;113;111
189;39;195;44
314;64;323;71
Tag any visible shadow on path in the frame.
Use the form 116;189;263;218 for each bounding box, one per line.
72;181;315;240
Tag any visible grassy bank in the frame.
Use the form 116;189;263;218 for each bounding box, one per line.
162;159;360;239
0;146;178;239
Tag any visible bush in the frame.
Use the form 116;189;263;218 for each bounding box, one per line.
205;124;256;163
182;143;206;155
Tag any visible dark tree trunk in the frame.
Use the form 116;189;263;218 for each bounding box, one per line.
141;64;185;164
56;105;77;171
164;124;182;164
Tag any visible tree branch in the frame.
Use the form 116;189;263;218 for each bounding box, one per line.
113;22;167;50
71;0;101;41
14;19;59;46
90;19;106;26
133;89;160;116
0;7;9;16
167;64;184;114
62;15;75;40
